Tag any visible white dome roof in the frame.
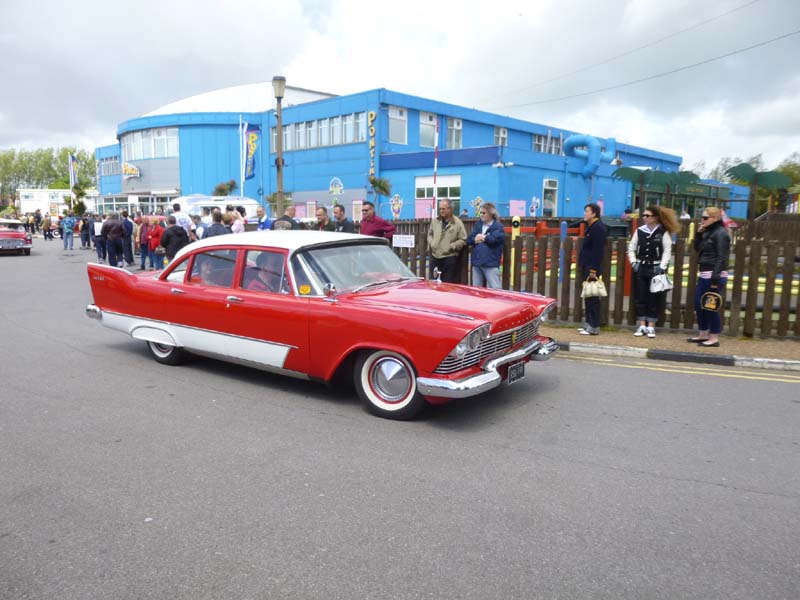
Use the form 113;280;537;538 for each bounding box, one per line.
142;82;336;117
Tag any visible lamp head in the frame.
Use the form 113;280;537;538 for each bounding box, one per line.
272;76;286;100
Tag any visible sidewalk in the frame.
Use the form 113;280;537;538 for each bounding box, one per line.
541;323;800;371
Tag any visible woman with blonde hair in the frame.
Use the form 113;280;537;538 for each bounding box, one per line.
627;205;679;338
688;206;730;347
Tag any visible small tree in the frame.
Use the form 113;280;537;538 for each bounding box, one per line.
725;163;792;221
368;176;392;210
212;179;238;196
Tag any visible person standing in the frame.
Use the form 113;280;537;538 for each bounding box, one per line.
101;212;126;267
79;215;91;249
577;203;607;336
271;205;302;230
94;214;107;263
333;204;354;233
61;211;77;250
427;199;467;283
467;202;504;289
120;210;135;265
359;201;395;240
146;216;165;270
159;215;191;262
255;205;271;230
688;207;731;347
203;209;228;238
315;206;336;231
627;205;679;338
137;217;152;270
171;202;192;235
41;214;52;241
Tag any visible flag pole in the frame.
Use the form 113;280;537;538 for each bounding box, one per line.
432;116;439;219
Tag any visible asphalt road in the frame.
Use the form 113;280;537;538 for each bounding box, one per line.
2;240;799;600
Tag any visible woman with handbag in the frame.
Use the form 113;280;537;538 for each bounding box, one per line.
147;216;165;271
627;205;679;338
578;203;607;336
688;207;730;347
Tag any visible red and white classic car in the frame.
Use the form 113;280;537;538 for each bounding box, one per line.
86;231;558;419
0;219;33;255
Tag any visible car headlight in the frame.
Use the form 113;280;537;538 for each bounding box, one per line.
538;302;557;323
449;324;490;358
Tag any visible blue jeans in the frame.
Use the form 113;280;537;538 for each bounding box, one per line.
472;266;501;289
694;277;727;334
63;230;74;250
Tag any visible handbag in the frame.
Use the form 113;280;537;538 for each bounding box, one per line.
700;291;723;312
650;273;673;293
154;246;166;256
581;277;608;298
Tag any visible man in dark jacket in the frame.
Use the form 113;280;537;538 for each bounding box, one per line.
333;204;354;233
159;215;191;261
203;209;229;238
120;210;135;266
101;212;126;268
577;203;607;336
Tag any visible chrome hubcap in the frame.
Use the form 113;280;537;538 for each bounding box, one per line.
371;357;411;402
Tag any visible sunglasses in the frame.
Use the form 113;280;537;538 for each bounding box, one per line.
701;215;711;220
642;213;654;217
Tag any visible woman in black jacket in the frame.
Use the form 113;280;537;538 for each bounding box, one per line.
688;207;730;347
577;203;607;335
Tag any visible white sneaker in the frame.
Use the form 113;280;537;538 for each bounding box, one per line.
633;326;645;337
646;327;656;338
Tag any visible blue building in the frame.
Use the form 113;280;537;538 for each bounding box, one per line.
96;83;711;221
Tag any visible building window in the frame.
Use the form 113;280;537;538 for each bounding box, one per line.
388;106;407;144
419;112;436;148
331;116;342;145
342;114;354;144
446;118;462;149
283;124;293;151
307;120;317;147
533;133;563;155
355;112;366;141
120;127;179;162
494;127;507;147
533;134;545;153
296;122;306;149
318;118;329;146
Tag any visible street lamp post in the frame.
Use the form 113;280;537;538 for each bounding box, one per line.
272;76;286;213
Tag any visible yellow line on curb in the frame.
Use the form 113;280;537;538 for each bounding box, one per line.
558;356;799;384
631;361;800;380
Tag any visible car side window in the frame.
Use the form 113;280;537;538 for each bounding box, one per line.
164;257;190;283
189;250;237;287
243;250;289;294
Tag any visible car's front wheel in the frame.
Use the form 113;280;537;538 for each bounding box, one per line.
354;350;426;420
146;341;186;366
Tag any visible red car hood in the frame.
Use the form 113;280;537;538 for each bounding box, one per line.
344;280;546;333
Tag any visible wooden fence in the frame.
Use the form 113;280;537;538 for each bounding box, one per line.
393;233;799;339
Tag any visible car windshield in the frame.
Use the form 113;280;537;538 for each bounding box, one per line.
296;243;418;293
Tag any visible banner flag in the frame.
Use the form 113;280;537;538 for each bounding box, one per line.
68;153;78;189
245;125;260;180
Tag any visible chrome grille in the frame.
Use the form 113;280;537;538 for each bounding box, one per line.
434;320;539;374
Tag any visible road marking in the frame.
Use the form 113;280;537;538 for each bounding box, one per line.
557;355;800;384
631;361;800;381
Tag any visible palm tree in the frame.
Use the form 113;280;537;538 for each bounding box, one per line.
368;176;392;210
725;163;791;221
212;179;238;196
612;167;654;212
649;170;699;207
71;184;86;212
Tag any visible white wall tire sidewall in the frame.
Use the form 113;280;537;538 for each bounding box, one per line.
359;351;417;413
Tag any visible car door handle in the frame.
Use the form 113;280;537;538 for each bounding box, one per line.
171;288;186;294
226;295;243;303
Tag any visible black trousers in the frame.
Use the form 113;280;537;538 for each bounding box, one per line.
582;268;601;329
633;263;665;323
430;255;460;283
122;236;134;264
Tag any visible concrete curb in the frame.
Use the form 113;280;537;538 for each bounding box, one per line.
558;342;800;371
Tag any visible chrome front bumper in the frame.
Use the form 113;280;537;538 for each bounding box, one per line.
86;304;103;320
416;336;558;399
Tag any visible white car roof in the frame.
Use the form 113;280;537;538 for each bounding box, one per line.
173;230;386;261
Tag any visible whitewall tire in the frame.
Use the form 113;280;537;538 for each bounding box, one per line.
354;350;425;420
146;341;186;366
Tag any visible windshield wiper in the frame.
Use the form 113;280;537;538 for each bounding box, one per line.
348;276;420;294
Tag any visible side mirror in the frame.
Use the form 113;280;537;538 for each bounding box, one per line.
432;267;442;283
323;283;337;299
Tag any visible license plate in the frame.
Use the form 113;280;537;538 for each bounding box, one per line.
507;361;525;384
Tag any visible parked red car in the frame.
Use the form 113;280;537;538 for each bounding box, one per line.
86;231;558;419
0;219;33;255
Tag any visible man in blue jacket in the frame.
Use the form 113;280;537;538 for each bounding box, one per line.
466;202;505;288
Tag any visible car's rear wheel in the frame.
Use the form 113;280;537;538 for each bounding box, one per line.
146;341;185;366
354;350;426;420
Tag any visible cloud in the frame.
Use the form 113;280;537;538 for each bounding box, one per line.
0;0;798;172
